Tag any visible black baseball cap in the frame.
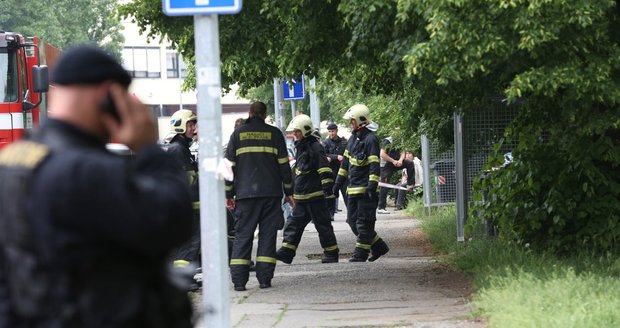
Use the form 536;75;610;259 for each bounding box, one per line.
327;123;338;130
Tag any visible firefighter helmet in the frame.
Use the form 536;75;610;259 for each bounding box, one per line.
343;104;371;126
170;109;197;134
286;114;314;137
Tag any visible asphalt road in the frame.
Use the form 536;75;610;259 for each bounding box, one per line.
197;201;483;328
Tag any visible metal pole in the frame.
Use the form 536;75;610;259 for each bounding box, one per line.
194;14;229;327
291;100;296;119
273;78;284;131
178;53;183;110
421;135;432;208
309;77;320;131
454;113;466;243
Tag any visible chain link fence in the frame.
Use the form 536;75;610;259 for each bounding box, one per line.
422;102;519;240
421;136;456;207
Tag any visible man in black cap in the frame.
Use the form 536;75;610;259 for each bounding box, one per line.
0;45;194;327
323;122;348;219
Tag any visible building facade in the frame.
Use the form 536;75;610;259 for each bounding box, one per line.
121;19;250;141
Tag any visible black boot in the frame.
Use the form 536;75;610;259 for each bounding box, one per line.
369;239;390;262
275;247;295;264
348;247;369;262
321;250;339;263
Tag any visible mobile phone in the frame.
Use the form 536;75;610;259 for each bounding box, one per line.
100;92;121;122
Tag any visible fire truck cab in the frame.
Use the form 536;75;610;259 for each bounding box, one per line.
0;31;50;148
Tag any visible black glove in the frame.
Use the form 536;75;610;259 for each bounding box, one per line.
332;184;341;196
366;188;377;200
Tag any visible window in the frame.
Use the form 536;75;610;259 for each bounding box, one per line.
0;51;18;102
121;47;161;78
166;51;187;79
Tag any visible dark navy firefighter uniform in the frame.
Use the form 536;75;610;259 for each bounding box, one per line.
225;116;294;289
276;136;339;264
324;134;348;215
0;120;194;327
334;127;390;262
166;133;201;267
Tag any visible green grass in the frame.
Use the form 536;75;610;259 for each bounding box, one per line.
411;200;620;328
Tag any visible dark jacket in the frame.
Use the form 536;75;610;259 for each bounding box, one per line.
225;116;293;200
323;135;347;173
334;127;380;197
166;134;199;203
0;119;193;328
292;136;333;203
167;134;197;172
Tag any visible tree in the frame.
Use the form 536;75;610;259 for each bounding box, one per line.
0;0;124;56
403;0;620;253
120;0;620;253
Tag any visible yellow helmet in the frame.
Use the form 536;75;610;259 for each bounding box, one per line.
170;109;197;134
343;104;371;126
286;114;314;137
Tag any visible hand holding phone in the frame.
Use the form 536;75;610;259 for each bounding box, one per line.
100;92;121;122
100;84;157;151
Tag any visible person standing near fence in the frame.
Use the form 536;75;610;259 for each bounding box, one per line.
333;104;390;262
225;101;295;291
377;137;416;214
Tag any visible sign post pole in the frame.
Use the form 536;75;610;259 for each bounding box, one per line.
194;14;229;327
164;2;242;327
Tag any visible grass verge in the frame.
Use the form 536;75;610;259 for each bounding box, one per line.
409;200;620;328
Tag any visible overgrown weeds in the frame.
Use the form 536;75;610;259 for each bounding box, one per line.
412;200;620;327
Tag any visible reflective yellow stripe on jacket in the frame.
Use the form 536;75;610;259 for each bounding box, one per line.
294;190;325;200
236;146;278;156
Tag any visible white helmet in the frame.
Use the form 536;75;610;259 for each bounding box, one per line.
170;109;197;134
286;114;314;137
343;104;371;126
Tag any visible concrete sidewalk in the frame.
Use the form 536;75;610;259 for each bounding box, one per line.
216;205;483;328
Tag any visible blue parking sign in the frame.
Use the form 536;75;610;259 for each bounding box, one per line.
163;0;242;16
283;75;305;100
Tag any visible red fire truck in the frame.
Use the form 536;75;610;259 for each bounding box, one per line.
0;31;60;148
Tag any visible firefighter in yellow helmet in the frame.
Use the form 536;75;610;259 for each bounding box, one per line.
165;109;201;289
333;104;390;262
275;114;339;264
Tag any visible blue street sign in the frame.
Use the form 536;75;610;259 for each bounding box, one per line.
283;75;305;100
163;0;242;16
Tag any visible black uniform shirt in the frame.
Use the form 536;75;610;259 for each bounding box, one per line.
335;127;380;197
0;119;193;327
323;135;347;173
293;136;333;203
225;116;293;200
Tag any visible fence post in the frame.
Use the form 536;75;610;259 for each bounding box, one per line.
454;113;467;242
421;135;432;215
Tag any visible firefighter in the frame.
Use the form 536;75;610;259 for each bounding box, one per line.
164;109;202;287
225;101;295;291
333;104;390;262
323;122;348;218
0;45;193;327
275;115;339;264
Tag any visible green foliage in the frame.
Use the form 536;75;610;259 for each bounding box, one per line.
0;0;124;56
407;1;620;253
421;208;620;326
120;0;620;254
477;269;620;328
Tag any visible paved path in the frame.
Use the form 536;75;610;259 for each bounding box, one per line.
215;204;483;328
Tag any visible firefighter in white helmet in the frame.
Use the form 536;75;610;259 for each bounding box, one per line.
275;114;340;264
165;109;201;289
333;104;390;262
